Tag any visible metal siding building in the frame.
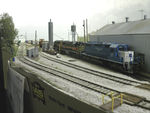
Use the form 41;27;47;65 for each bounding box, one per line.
90;19;150;73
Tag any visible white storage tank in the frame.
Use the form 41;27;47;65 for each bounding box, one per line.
26;47;39;58
42;42;49;51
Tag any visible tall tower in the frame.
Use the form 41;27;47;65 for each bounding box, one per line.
35;30;37;47
71;24;76;44
48;19;53;49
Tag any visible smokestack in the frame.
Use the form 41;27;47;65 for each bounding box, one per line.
48;19;53;49
125;17;129;22
112;21;115;24
144;15;147;20
35;30;37;47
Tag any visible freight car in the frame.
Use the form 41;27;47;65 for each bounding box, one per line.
54;40;144;73
39;39;44;48
54;41;84;56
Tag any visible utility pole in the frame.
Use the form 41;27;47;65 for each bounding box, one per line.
83;20;85;43
86;19;88;42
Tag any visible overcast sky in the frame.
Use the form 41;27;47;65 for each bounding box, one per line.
0;0;150;41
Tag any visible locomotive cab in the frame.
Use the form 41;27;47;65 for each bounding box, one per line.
119;51;134;72
110;44;134;73
117;44;134;73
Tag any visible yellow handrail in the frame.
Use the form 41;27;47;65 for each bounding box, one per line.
112;97;114;112
102;91;114;104
101;92;124;112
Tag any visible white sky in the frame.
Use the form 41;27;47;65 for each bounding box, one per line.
0;0;150;41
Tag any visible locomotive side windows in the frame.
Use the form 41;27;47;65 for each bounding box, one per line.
105;45;110;48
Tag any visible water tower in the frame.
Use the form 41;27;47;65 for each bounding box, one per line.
71;24;76;44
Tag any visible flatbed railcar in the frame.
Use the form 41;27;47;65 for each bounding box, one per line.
54;40;144;74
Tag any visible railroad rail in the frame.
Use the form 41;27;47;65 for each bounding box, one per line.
40;53;149;88
21;57;119;95
19;57;150;110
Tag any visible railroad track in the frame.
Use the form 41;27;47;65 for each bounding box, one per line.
21;57;119;95
138;100;150;110
40;53;148;87
19;57;150;110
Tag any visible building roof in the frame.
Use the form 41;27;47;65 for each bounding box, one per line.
92;18;150;35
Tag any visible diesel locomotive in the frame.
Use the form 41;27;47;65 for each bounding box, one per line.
54;40;144;73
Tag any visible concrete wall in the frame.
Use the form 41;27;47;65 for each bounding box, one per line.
89;34;150;73
10;67;110;113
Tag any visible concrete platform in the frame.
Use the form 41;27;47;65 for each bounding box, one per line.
8;66;110;113
100;98;121;112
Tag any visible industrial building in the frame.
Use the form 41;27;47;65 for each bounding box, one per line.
89;16;150;74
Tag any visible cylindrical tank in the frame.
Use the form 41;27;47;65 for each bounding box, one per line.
71;25;76;32
71;25;76;43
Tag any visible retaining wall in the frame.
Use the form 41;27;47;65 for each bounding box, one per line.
8;66;110;113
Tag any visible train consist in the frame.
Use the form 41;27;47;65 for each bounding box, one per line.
54;41;85;55
54;40;144;73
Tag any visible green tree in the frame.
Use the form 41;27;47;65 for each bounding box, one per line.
0;13;18;93
77;35;89;42
0;13;18;56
